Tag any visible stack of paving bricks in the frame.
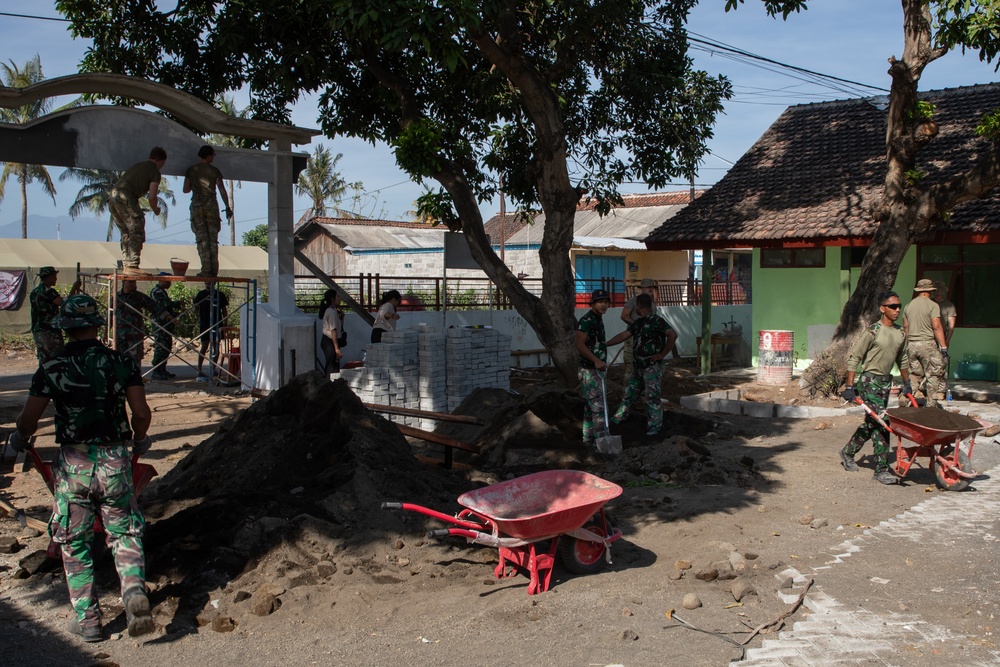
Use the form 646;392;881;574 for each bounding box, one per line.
341;325;511;430
341;330;421;426
446;326;511;412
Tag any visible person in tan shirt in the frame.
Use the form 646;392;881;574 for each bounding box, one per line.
840;290;911;485
903;278;947;407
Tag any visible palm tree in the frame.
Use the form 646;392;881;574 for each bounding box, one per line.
60;167;175;241
0;55;57;238
295;144;349;222
208;94;247;245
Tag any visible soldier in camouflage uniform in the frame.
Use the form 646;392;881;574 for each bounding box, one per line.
840;290;912;485
607;293;677;437
109;147;167;276
575;289;611;446
115;279;161;368
10;294;155;642
30;267;67;363
183;145;231;277
902;278;948;407
149;273;181;380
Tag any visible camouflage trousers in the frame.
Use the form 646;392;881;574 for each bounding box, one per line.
151;328;173;371
109;190;145;269
909;341;945;407
579;368;609;445
844;374;893;473
612;361;664;432
191;202;221;277
33;330;65;363
116;332;146;365
49;444;147;629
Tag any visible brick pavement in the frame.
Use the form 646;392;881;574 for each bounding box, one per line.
739;465;1000;666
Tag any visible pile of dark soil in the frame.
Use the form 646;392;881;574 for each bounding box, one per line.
603;435;765;489
141;372;475;613
886;407;983;431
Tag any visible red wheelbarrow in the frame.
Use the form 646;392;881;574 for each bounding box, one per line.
383;470;623;595
855;399;990;491
27;446;158;558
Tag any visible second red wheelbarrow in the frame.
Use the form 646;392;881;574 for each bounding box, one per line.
383;470;623;594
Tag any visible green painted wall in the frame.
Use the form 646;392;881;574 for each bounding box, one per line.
753;245;998;375
751;247;843;368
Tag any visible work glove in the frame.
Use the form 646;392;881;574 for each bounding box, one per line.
225;207;234;218
132;436;152;457
840;386;857;403
8;431;33;453
900;382;913;397
940;347;949;359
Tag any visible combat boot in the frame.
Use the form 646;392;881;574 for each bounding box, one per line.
123;588;155;637
839;446;859;472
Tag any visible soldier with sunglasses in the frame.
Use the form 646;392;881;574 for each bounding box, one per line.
839;290;911;485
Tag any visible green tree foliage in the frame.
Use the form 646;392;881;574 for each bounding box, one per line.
295;144;349;220
59;168;176;241
0;55;57;239
242;224;268;251
55;0;788;385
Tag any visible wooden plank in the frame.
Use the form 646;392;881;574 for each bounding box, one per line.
395;424;479;453
293;250;375;325
363;402;483;425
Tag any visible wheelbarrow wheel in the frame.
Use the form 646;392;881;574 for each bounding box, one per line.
934;447;971;492
559;513;614;575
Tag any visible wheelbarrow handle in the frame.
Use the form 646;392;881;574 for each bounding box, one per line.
382;501;490;531
381;502;403;510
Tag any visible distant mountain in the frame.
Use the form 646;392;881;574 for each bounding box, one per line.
0;214;194;245
0;214;111;242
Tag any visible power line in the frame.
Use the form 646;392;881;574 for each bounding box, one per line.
0;11;69;22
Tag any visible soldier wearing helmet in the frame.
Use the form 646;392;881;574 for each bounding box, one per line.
10;293;156;642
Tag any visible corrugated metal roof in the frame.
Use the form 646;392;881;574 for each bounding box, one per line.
505;203;689;246
318;223;444;251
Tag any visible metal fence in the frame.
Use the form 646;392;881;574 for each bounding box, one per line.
295;274;750;313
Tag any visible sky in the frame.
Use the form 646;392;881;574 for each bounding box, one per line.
0;1;997;245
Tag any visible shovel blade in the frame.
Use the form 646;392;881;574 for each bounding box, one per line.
596;434;622;456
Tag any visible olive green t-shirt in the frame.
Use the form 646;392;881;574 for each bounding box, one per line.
115;160;161;200
847;322;909;376
903;296;940;343
185;162;223;202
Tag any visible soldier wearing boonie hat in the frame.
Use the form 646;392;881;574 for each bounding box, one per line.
930;280;956;349
575;289;612;447
30;267;82;364
902;278;948;407
11;292;156;641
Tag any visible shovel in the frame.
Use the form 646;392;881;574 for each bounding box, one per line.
945;355;953;402
595;372;622;456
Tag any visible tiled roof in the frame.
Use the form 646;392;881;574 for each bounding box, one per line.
646;83;1000;248
308;216;431;229
578;190;700;210
483;212;530;244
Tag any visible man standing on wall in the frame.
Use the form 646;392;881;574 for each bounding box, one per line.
183;145;230;278
903;279;948;408
109;147;167;276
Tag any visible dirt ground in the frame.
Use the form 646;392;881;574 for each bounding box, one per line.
1;349;997;667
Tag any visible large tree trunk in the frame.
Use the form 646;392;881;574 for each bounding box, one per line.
803;0;1000;395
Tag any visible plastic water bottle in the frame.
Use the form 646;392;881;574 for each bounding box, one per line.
946;388;953;402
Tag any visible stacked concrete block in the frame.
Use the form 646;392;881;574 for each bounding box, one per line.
416;325;448;430
347;325;511;429
446;327;511;412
